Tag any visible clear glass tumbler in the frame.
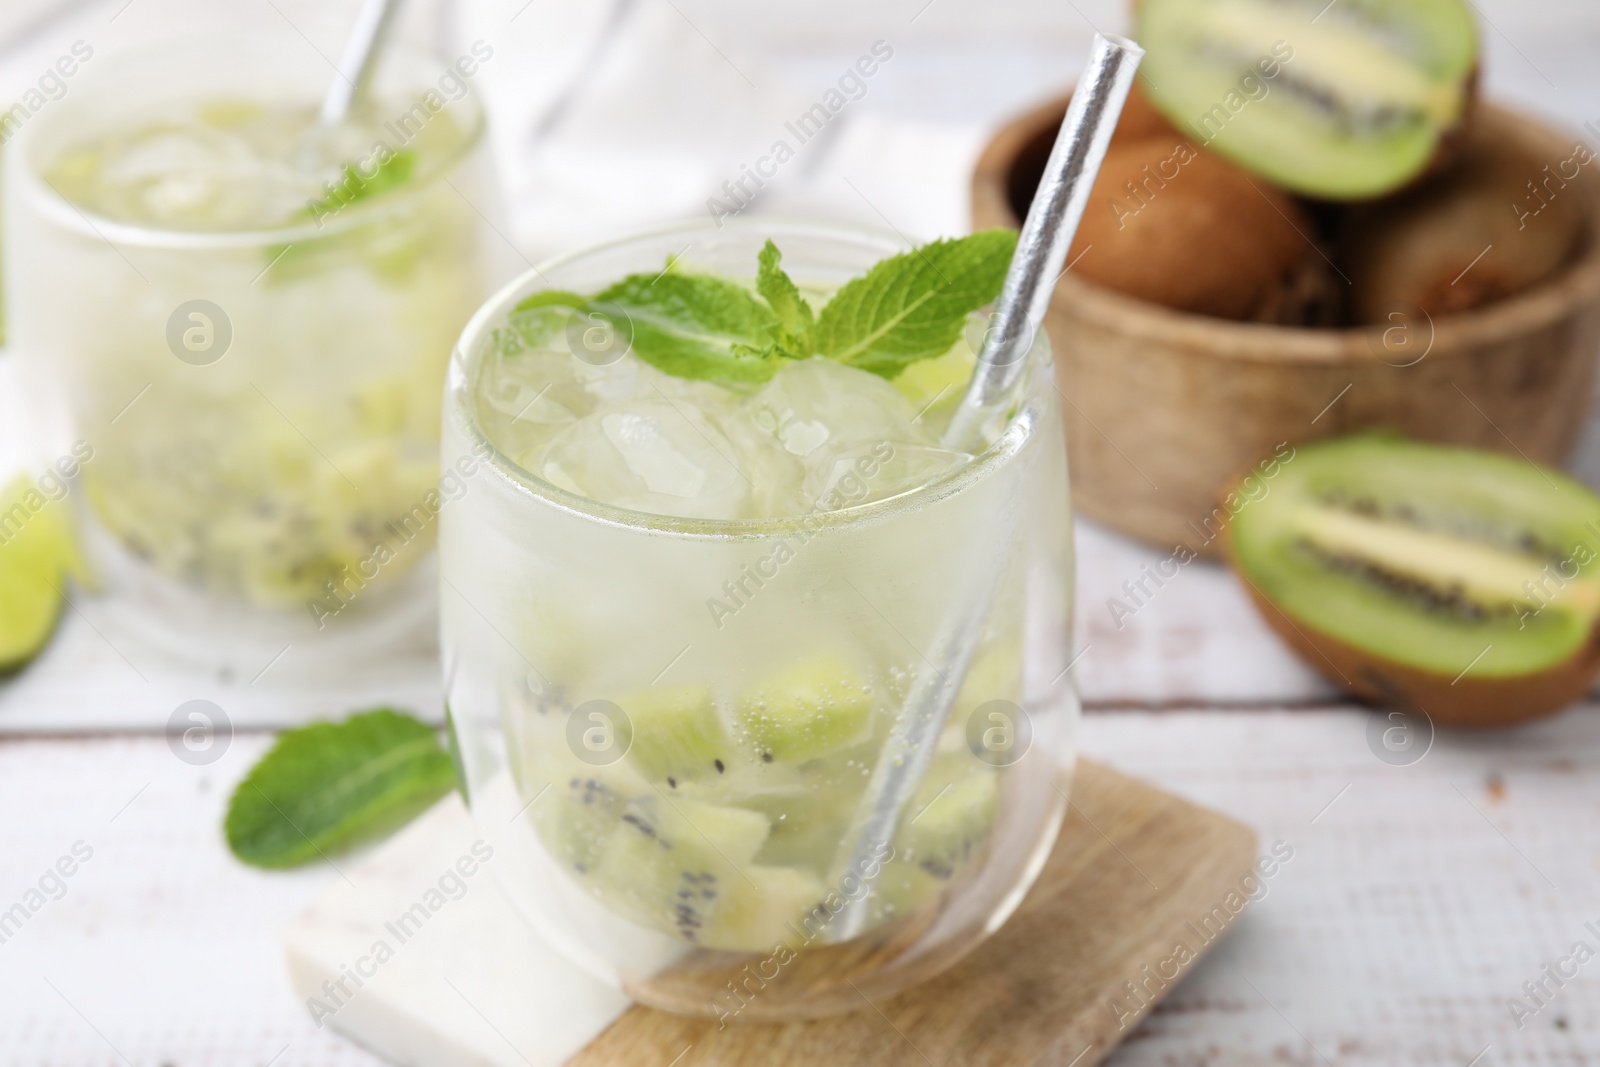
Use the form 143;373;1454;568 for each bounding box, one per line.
440;220;1077;1019
4;33;514;671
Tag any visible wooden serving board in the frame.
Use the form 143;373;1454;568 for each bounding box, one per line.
570;760;1259;1067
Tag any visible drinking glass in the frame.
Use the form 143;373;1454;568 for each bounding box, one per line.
440;219;1076;1019
4;32;514;671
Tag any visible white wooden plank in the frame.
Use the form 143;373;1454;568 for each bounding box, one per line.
0;734;383;1066
1080;708;1600;1067
3;709;1599;1065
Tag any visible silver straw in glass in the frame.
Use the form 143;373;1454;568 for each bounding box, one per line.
834;34;1142;941
319;0;407;127
941;33;1144;451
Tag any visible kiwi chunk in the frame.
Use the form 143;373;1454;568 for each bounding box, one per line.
531;772;635;876
1137;0;1478;199
588;794;826;950
895;754;999;880
1225;434;1600;724
736;655;875;763
618;683;738;787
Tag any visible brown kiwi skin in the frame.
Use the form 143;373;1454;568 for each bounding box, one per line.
1219;469;1600;728
1068;137;1315;320
1406;64;1480;188
1113;79;1181;145
1341;106;1584;325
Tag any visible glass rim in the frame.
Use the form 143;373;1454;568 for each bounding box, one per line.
447;216;1052;541
8;30;489;251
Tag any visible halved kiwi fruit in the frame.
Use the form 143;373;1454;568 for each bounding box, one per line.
1136;0;1479;199
1224;434;1600;726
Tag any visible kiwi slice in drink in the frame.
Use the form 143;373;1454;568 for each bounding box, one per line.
1136;0;1478;199
587;794;825;951
735;654;875;763
1224;434;1600;726
895;754;999;880
618;683;742;788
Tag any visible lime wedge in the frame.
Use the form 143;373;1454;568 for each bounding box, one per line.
892;341;975;414
0;474;84;672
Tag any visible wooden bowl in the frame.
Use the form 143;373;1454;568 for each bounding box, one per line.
972;96;1600;557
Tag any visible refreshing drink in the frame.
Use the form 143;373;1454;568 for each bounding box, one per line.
442;222;1076;1018
5;36;510;664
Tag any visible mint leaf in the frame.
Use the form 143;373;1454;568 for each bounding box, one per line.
263;151;423;284
312;149;416;216
513;289;588;314
815;229;1017;379
494;233;1017;385
756;240;815;359
494;289;587;354
225;708;456;869
591;271;793;384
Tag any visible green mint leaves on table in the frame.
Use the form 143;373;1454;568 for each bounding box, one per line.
225;708;456;869
509;229;1018;386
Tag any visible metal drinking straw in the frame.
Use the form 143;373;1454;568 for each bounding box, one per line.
319;0;408;127
942;33;1145;451
834;33;1143;941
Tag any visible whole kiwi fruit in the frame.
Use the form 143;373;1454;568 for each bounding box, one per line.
1067;136;1317;319
1343;131;1588;324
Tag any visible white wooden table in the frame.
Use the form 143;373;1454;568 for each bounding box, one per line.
4;1;1600;1064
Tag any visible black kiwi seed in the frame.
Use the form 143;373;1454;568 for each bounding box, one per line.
761;752;773;763
714;759;725;773
1302;544;1502;622
666;777;677;789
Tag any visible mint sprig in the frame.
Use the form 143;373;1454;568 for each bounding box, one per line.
815;230;1016;378
309;149;417;218
512;230;1017;386
756;240;816;359
590;271;792;383
224;708;456;869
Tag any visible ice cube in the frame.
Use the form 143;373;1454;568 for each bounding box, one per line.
806;442;969;509
709;405;809;519
748;359;960;512
749;358;923;459
534;399;751;519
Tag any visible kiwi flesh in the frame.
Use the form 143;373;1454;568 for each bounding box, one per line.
521;654;1004;951
586;794;828;951
1067;136;1317;320
1342;129;1586;324
894;754;999;880
735;654;875;763
618;682;740;787
1224;433;1600;726
533;770;639;876
1136;0;1479;199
